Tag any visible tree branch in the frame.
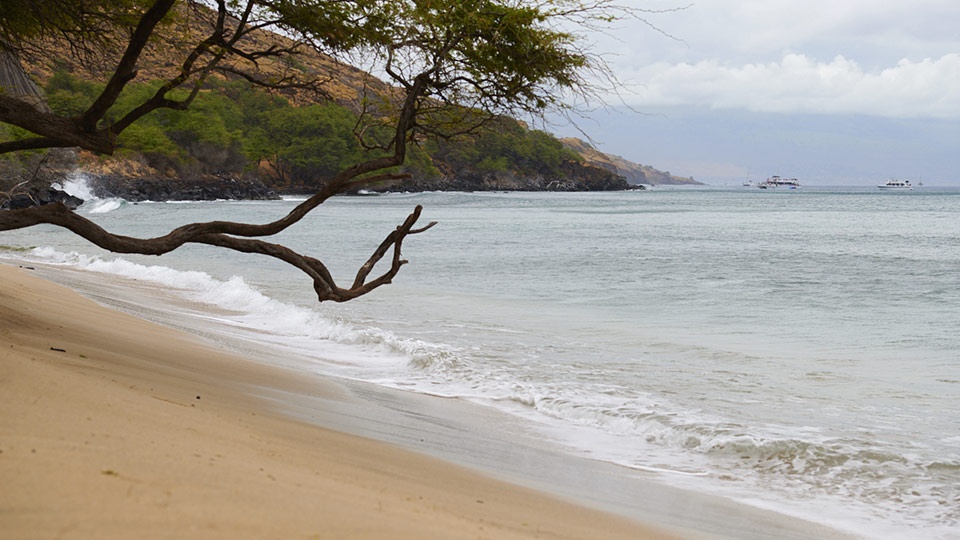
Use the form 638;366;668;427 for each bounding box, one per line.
0;94;116;153
0;201;436;302
1;0;634;303
79;0;179;131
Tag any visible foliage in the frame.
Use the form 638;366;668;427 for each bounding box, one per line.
44;70;104;117
0;0;632;302
367;0;594;116
431;117;580;176
261;103;364;184
0;0;150;56
37;72;355;181
37;70;572;186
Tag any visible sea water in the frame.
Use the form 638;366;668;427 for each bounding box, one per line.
3;177;959;539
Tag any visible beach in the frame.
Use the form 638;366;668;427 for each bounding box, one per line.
5;187;954;538
0;263;683;539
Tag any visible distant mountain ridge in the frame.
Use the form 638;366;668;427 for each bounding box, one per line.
560;138;701;186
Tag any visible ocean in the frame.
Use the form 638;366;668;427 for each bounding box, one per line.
3;177;959;539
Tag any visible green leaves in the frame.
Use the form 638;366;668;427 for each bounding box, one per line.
39;66;582;187
9;0;623;183
262;103;365;183
44;71;103;118
0;0;155;57
368;0;596;116
431;117;580;176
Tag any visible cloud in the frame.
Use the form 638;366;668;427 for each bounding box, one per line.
604;0;960;67
618;53;960;118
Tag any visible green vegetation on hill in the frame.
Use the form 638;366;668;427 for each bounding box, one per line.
31;69;604;192
35;71;434;188
429;117;579;177
1;66;687;193
0;0;686;194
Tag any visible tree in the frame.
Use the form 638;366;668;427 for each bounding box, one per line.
261;104;365;186
0;0;633;302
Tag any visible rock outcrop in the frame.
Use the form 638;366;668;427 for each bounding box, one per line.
1;188;84;210
73;153;277;201
88;174;278;202
363;161;639;193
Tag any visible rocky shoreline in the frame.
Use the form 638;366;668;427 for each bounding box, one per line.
368;162;640;193
3;163;642;210
85;164;640;202
89;173;280;202
1;187;85;210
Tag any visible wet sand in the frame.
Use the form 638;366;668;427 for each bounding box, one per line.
2;262;864;539
0;263;680;539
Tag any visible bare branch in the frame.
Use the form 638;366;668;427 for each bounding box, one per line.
0;200;433;302
1;0;638;302
79;0;179;131
0;94;115;153
0;180;31;206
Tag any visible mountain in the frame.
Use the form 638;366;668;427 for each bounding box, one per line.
560;138;701;186
4;6;687;197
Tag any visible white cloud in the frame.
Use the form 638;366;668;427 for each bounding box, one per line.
562;2;960;184
584;1;960;118
619;53;960;118
604;0;960;67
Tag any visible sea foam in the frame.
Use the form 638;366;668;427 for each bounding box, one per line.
7;187;960;539
19;247;422;376
53;171;126;214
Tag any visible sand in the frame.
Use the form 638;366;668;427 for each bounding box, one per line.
0;263;681;539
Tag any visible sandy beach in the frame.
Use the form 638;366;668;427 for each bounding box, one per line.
0;263;683;539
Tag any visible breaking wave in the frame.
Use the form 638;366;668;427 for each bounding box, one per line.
54;171;125;214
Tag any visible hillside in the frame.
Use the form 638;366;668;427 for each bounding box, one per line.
13;3;388;112
2;5;687;197
560;138;701;186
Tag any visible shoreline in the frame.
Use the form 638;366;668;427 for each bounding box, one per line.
0;262;859;539
0;263;682;539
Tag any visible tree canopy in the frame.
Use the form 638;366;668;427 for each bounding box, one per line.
0;0;633;302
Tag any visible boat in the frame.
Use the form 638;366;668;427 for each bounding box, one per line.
877;179;914;189
757;176;800;189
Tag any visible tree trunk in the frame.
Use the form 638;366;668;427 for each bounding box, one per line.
0;48;51;113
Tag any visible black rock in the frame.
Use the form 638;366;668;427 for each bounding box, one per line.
1;188;84;210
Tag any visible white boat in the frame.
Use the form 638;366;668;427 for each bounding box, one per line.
878;179;913;189
757;176;800;189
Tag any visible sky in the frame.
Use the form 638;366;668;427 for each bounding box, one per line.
548;0;960;185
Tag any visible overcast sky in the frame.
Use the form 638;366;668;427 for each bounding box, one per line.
552;0;960;185
600;0;959;117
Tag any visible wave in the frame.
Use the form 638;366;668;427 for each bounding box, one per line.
53;171;126;214
486;380;960;536
17;247;451;378
8;244;960;538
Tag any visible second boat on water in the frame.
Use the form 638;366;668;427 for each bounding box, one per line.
878;179;914;189
758;175;800;189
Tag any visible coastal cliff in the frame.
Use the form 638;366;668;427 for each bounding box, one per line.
560;138;701;186
5;4;687;200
